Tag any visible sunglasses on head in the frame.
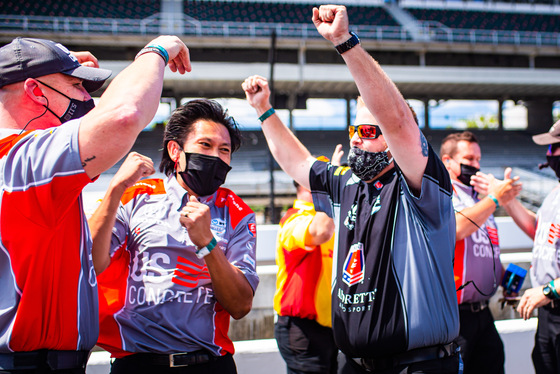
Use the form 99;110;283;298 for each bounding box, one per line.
348;124;382;140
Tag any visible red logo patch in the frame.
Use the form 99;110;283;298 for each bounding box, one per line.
248;223;256;237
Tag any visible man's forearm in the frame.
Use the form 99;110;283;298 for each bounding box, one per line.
503;198;536;239
259;112;314;190
204;249;254;319
89;184;126;274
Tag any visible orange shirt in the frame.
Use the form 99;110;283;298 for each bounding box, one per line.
273;200;334;327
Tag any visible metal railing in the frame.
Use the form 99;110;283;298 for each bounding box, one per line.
420;21;560;47
1;14;559;47
0;15;161;35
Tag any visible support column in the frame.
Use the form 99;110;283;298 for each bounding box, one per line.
174;96;182;110
525;99;554;135
423;99;430;129
497;99;503;130
346;97;352;128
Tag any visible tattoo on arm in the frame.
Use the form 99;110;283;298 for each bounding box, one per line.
419;133;429;157
82;155;96;168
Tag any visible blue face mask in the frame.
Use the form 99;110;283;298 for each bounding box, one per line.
36;80;95;123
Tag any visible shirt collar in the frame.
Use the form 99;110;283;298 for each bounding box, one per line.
293;199;315;212
451;179;476;197
165;174;219;206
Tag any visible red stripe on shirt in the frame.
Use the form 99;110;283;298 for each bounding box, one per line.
213;302;234;356
222;188;252;230
97;244;131;358
454;239;467;304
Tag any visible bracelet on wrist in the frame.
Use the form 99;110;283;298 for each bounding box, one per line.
550;280;560;299
258;107;275;123
195;237;218;259
487;194;499;208
335;32;360;55
135;45;169;65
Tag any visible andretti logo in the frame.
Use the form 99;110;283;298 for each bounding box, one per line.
342;243;365;286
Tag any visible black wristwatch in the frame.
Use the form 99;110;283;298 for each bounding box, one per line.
543;283;556;299
335;32;360;55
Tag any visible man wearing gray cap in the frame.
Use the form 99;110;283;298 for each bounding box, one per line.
501;119;560;374
0;36;191;373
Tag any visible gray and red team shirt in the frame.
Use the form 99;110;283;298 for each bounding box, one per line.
530;185;560;286
452;181;502;304
0;121;98;353
310;145;459;359
97;175;258;358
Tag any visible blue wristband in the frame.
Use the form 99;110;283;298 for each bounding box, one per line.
195;237;218;259
146;45;169;64
258;108;275;123
487;194;499;208
135;45;169;65
550;280;560;299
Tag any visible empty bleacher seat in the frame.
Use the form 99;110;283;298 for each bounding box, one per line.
407;7;560;33
0;0;160;19
186;1;397;26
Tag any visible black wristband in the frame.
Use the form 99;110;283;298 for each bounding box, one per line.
335;32;360;55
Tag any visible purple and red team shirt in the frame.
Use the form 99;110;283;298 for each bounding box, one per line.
452;180;502;304
97;176;259;358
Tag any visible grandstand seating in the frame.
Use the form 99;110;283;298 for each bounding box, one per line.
407;8;560;33
1;0;559;35
125;126;546;175
185;1;398;26
0;0;160;19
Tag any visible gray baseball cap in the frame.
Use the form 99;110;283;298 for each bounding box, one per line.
533;119;560;146
0;37;111;93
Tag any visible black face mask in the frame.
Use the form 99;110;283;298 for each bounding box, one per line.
457;163;480;186
347;146;393;181
178;152;232;196
37;80;95;124
546;155;560;180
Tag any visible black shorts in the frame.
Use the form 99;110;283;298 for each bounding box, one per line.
275;315;338;374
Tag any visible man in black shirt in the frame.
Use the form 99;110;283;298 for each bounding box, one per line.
242;5;460;373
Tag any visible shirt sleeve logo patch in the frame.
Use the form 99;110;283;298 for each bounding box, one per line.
247;222;256;237
342;242;365;286
211;218;226;234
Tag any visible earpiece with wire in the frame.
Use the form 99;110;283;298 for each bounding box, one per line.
19;93;49;135
33;86;43;97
